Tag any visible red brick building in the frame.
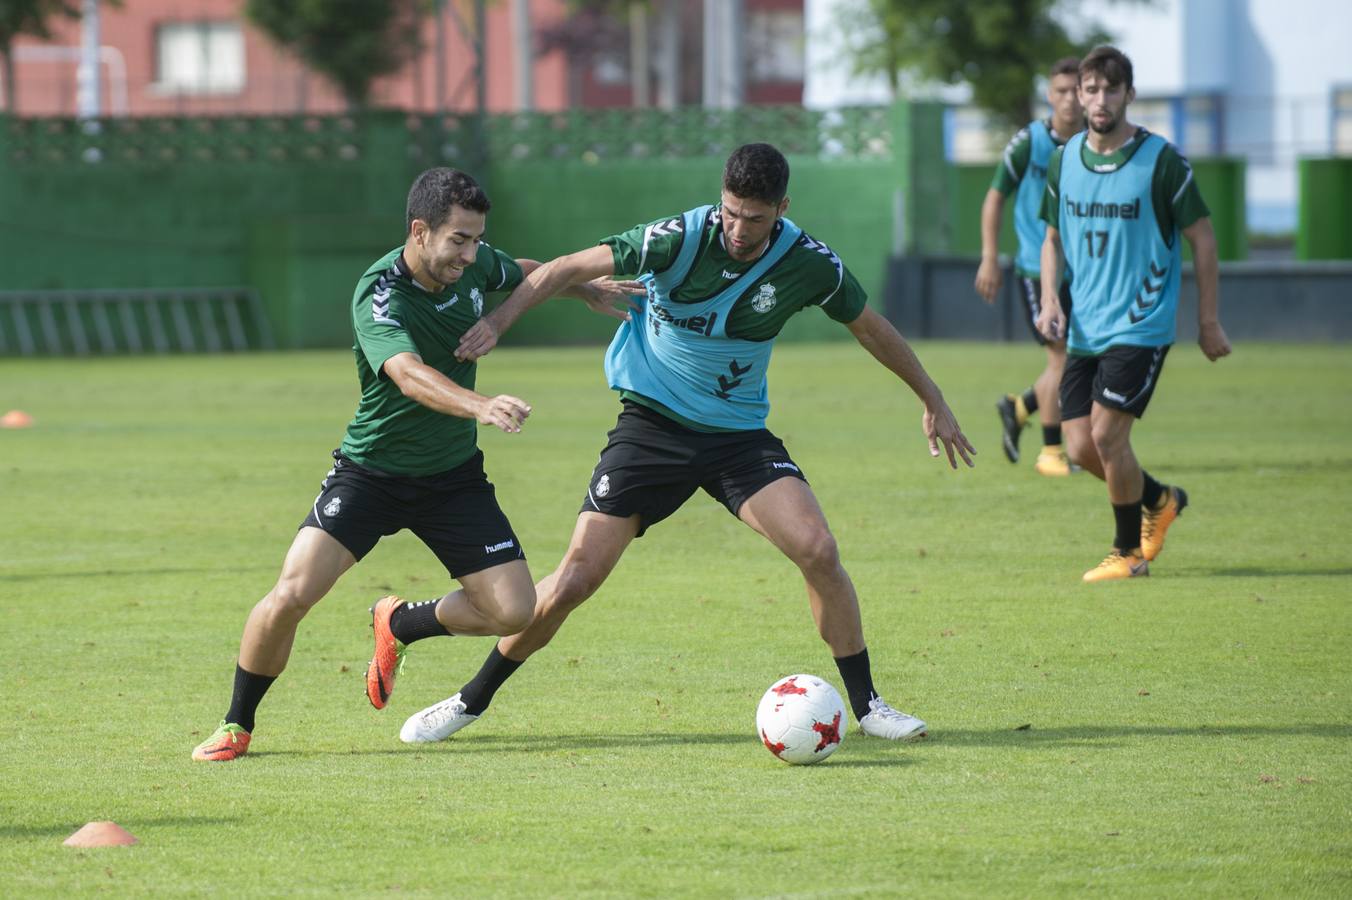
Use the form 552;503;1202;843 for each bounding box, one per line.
4;0;804;117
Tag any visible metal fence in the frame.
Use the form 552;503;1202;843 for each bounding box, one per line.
0;287;275;356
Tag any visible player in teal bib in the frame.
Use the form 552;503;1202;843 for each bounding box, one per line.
976;57;1083;476
1036;47;1232;584
397;144;975;748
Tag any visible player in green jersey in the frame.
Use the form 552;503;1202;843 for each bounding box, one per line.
975;57;1083;477
192;168;631;761
391;143;975;746
1036;47;1232;583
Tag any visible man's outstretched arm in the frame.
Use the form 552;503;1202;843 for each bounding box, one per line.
845;306;976;469
457;245;633;361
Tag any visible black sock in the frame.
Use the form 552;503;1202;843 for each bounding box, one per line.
458;646;524;716
225;664;276;733
833;648;877;722
1112;502;1143;554
1021;388;1039;416
390;598;451;644
1141;471;1165;511
1042;424;1062;447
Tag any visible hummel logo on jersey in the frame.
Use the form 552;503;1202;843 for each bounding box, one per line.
771;461;800;472
484;539;516;554
1101;387;1128;403
649;303;717;337
721;270;739;279
1063;196;1141;219
751;283;777;313
323;497;342;517
435;296;458;312
596;474;611;497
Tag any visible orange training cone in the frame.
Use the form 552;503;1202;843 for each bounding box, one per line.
63;821;138;847
1;410;33;429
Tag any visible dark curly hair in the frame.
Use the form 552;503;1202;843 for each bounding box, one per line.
406;167;490;234
1080;45;1133;91
722;143;790;204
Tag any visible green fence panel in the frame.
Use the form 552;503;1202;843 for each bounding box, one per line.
1297;158;1352;260
0;105;921;350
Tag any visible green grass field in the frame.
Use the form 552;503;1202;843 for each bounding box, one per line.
2;341;1350;897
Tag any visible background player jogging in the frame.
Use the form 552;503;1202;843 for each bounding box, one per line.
365;143;976;747
1036;47;1232;583
975;57;1084;477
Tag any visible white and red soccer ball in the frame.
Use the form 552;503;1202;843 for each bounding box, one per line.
756;673;846;765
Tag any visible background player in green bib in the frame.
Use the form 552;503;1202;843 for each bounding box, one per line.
975;57;1082;477
192;168;630;761
392;143;975;746
1036;47;1232;583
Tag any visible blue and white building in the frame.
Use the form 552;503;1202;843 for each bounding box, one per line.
805;0;1352;233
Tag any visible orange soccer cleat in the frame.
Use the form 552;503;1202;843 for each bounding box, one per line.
192;722;252;761
366;595;408;710
1083;549;1149;583
1141;486;1188;561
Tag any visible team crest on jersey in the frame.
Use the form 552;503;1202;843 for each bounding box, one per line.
596;473;611;497
751;283;777;313
470;287;484;317
323;497;341;517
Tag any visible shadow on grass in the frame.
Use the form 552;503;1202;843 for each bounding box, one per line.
1195;566;1352;578
0;816;238;839
0;565;274;583
1161;458;1352;474
936;723;1352;748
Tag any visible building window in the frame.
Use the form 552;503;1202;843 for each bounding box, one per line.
1131;97;1175;144
155;21;244;95
1181;94;1222;156
746;10;804;83
1334;86;1352;154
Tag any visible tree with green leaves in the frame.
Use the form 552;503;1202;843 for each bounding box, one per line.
0;0;81;111
245;0;428;109
844;0;1124;127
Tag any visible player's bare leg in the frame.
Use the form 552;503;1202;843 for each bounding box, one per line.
240;527;357;676
1033;341;1074;476
433;559;536;636
1082;403;1150;581
194;527;355;760
399;512;639;743
738;477;925;740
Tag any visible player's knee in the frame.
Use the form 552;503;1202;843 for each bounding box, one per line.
548;560;605;610
494;593;535;635
1089;422;1125;459
263;578;320;623
792;528;840;574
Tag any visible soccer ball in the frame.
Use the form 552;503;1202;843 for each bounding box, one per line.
756;673;846;765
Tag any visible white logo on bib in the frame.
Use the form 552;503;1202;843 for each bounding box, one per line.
596;474;611;497
751;283;777;313
323;497;342;517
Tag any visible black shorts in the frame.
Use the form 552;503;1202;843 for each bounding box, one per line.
579;400;808;537
1018;276;1073;346
1061;345;1171;421
300;449;525;578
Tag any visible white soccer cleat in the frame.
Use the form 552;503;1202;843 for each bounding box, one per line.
399;692;479;743
858;696;927;741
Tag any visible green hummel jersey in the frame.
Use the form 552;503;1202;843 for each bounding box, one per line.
339;244;523;476
601;208;868;342
1040;127;1210;240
